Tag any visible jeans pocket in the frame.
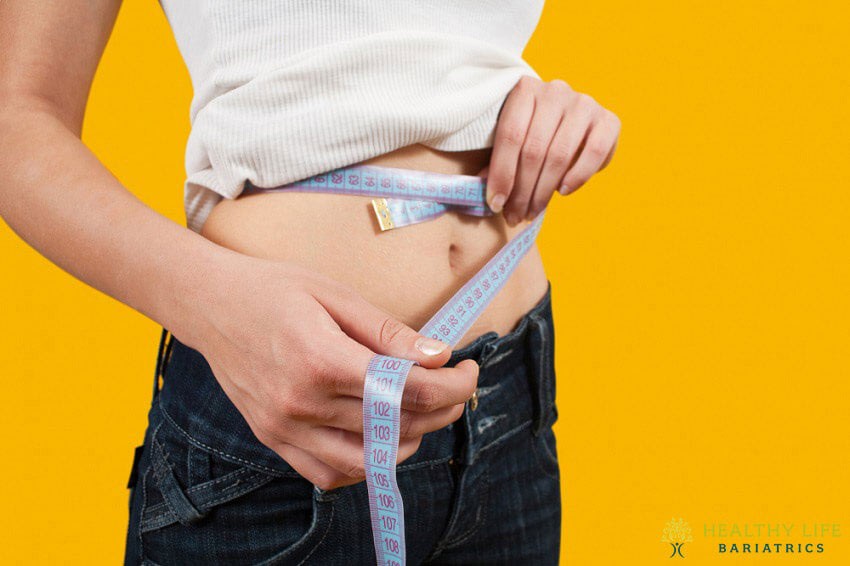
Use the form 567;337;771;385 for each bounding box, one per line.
134;409;334;565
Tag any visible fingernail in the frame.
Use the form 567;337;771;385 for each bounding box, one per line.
415;336;449;356
489;193;506;213
559;184;571;195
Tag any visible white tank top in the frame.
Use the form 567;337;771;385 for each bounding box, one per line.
156;0;545;232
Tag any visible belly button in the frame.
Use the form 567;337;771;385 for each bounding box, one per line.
448;242;462;273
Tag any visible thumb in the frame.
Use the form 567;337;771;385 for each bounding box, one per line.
314;284;452;369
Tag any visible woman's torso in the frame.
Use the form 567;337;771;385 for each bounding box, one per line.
199;144;548;349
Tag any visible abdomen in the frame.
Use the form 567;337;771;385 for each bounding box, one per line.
199;144;549;348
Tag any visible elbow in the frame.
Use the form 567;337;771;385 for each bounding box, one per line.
0;89;84;139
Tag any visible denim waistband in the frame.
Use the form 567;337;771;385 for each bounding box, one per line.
444;281;557;464
152;281;556;475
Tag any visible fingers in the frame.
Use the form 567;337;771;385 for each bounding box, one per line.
316;395;466;438
302;282;479;417
317;354;480;414
270;432;424;490
307;332;375;398
560;110;621;196
400;358;479;412
486;76;622;218
600;137;619;171
254;358;466;489
485;76;535;214
239;405;362;491
274;441;363;491
313;282;452;370
298;426;424;481
317;340;479;409
503;79;568;225
278;351;474;489
529;93;595;215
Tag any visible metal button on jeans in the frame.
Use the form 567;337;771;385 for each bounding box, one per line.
468;389;479;411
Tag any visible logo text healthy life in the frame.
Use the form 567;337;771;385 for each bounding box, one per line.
704;523;840;554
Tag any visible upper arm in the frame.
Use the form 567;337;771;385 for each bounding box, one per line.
0;0;123;135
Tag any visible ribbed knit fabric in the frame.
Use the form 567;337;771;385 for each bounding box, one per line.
156;0;545;233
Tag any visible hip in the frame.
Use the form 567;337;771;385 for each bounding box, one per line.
124;282;560;565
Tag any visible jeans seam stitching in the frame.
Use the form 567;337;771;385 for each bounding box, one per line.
296;502;335;566
150;427;206;525
471;419;532;463
397;454;453;472
529;312;548;436
187;443;194;487
200;474;276;509
442;465;489;550
141;469;273;529
137;467;145;564
543;312;554;421
429;463;468;558
138;423;160;565
532;429;560;480
159;402;299;477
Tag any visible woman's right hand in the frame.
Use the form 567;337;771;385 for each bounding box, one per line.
176;254;479;491
0;0;475;495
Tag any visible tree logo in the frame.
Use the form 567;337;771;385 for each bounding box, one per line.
662;518;694;558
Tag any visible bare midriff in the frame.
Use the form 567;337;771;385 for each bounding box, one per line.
200;143;549;350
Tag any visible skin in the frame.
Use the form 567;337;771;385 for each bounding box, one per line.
0;1;619;490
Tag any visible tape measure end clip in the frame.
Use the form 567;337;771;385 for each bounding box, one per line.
371;198;395;231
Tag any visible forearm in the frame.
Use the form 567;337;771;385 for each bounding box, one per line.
0;102;237;348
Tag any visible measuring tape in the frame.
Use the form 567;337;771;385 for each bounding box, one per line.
247;164;545;565
242;164;493;231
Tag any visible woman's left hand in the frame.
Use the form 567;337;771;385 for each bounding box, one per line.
480;75;621;225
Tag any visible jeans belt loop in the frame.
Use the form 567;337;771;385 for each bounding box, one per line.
527;311;553;437
477;339;499;370
153;328;175;403
150;433;206;526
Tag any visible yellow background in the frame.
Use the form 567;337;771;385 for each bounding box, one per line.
1;1;848;563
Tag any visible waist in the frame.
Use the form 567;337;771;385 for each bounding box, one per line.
199;144;549;347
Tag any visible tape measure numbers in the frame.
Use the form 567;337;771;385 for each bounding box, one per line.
248;164;545;565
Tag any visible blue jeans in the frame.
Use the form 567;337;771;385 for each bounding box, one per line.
124;282;561;565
